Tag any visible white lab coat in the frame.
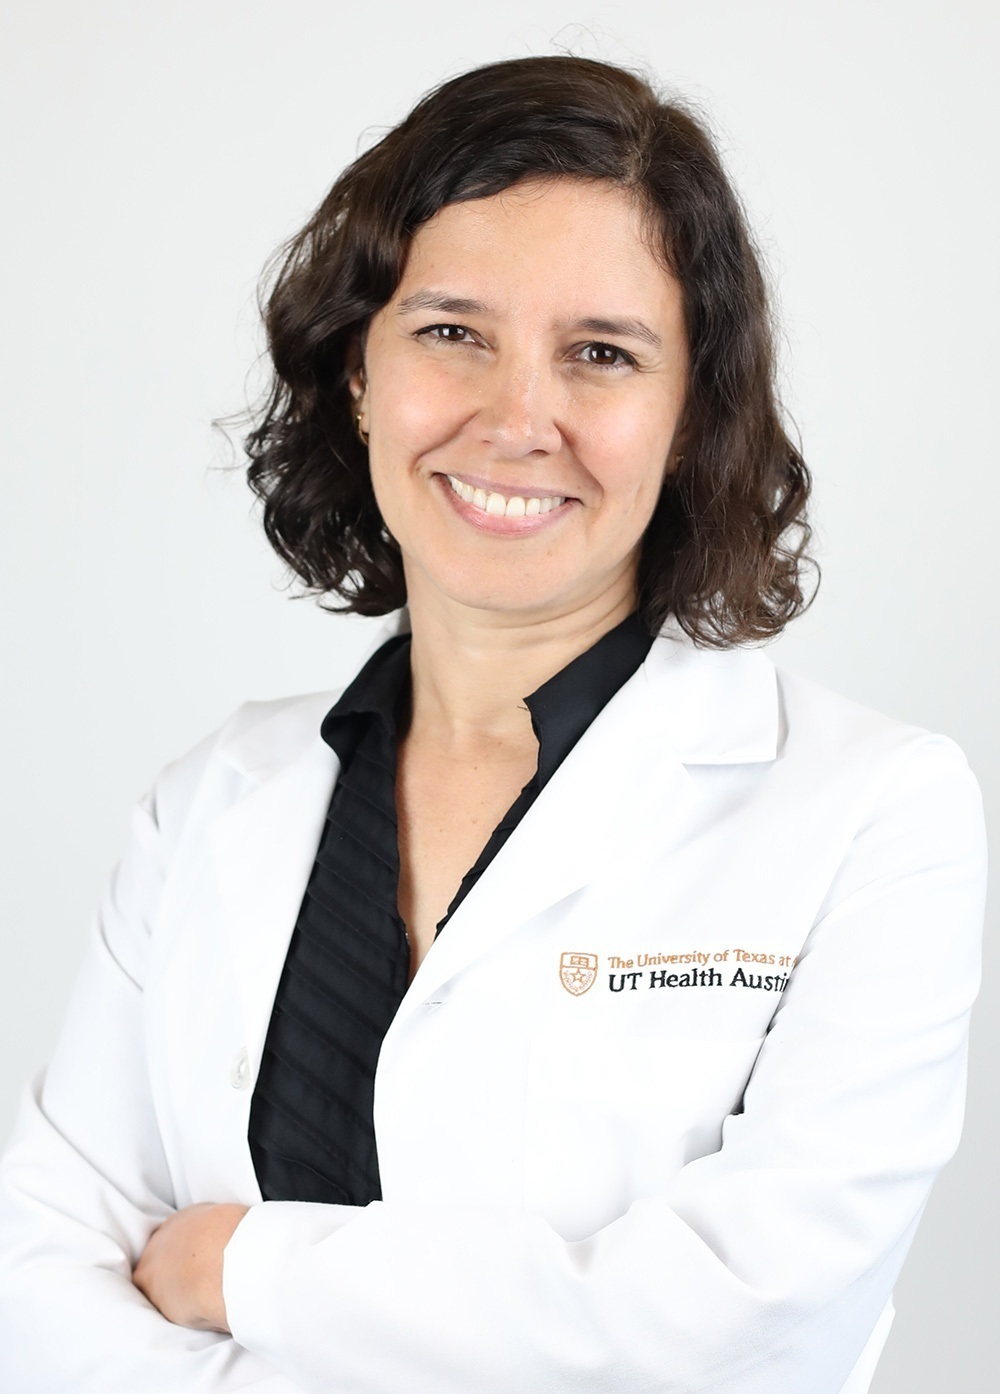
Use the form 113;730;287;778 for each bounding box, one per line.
0;619;988;1394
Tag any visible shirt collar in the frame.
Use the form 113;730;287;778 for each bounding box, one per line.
524;610;653;784
319;632;411;760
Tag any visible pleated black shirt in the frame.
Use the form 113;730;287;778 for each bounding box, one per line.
248;612;653;1206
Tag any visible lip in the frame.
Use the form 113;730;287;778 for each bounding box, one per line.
439;470;578;502
435;473;575;535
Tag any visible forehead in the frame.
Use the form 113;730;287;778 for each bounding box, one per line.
394;177;677;313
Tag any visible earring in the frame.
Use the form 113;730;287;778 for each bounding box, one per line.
355;412;369;447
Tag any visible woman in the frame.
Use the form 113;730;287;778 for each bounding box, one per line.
0;55;986;1394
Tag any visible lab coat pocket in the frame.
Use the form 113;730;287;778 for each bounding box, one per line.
523;1030;764;1240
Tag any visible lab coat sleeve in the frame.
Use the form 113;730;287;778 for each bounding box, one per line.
220;732;988;1394
0;751;307;1394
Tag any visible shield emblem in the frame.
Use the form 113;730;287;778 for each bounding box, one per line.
559;951;598;996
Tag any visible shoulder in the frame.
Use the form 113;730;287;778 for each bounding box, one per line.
774;660;973;776
214;690;340;775
146;688;341;849
768;664;984;865
139;614;409;855
646;627;980;814
643;628;973;779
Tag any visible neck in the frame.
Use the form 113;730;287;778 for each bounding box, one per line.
403;582;639;754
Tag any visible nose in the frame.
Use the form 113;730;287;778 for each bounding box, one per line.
475;358;563;458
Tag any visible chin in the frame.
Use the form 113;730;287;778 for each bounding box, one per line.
448;585;558;616
418;563;565;618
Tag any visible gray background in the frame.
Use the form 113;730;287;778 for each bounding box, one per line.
1;2;996;1388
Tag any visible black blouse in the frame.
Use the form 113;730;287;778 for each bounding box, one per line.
248;612;654;1206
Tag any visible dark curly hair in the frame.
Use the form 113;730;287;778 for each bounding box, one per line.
244;54;816;646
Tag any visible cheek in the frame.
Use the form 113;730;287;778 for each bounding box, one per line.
582;407;674;510
586;378;678;450
376;359;470;458
366;374;458;529
619;463;670;528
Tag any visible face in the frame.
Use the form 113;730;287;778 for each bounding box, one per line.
350;176;689;625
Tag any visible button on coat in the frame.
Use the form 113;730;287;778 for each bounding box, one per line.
229;1049;251;1091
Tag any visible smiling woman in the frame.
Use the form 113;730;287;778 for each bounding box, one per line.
354;178;689;621
246;56;811;647
0;53;986;1394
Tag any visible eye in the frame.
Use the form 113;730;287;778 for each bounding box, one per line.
414;323;476;345
578;341;637;370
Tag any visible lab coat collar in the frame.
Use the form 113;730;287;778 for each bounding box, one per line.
644;620;780;766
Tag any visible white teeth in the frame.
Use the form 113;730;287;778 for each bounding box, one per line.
445;475;566;518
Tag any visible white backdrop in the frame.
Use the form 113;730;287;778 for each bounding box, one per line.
1;2;996;1390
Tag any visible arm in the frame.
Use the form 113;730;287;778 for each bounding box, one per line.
219;735;987;1394
0;757;307;1393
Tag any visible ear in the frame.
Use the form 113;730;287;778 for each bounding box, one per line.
345;334;367;404
663;410;691;476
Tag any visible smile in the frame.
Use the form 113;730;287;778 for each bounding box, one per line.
445;475;567;518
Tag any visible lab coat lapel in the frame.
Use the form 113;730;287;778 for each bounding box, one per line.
401;677;693;1014
209;706;339;1075
400;631;781;1014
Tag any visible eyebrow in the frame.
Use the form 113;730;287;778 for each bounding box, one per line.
569;316;663;351
396;290;663;351
397;291;490;316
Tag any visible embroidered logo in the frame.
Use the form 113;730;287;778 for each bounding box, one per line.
559;952;598;996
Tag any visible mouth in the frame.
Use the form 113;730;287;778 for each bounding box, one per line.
443;474;569;518
435;471;575;535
